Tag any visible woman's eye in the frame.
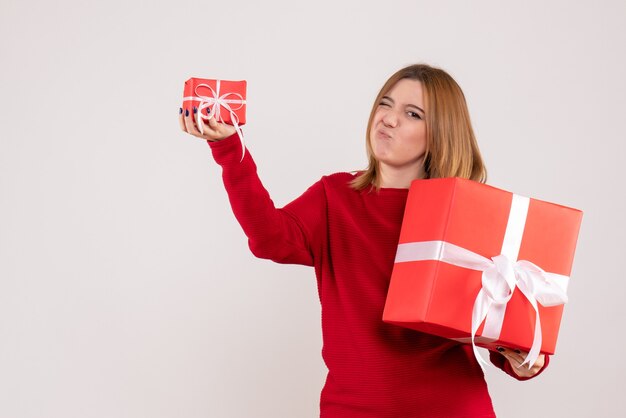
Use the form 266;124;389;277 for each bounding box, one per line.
408;111;422;120
379;101;391;107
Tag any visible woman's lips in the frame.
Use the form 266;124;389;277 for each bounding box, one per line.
376;129;392;140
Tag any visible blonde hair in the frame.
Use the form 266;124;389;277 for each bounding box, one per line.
351;64;487;190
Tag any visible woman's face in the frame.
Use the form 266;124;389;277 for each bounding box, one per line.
369;78;427;175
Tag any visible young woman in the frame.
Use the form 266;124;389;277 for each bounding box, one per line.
179;64;548;417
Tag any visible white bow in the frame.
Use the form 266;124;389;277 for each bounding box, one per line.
472;254;569;369
395;240;569;369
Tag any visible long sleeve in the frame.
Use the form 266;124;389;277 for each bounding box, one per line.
208;134;327;266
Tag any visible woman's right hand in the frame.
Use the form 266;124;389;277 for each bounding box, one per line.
178;107;236;142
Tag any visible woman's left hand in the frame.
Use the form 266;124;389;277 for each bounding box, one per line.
496;346;545;378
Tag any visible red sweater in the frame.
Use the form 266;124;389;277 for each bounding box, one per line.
208;135;548;417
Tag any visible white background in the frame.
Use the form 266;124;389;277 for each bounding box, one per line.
1;0;624;416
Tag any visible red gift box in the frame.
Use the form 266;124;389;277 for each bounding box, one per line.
182;78;247;126
382;178;582;365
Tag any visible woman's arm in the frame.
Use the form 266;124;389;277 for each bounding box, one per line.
180;109;326;266
209;135;326;265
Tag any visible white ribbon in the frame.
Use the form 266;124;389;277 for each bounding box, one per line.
394;194;569;369
183;80;247;161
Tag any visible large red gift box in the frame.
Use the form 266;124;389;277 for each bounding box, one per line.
382;178;582;361
182;78;247;126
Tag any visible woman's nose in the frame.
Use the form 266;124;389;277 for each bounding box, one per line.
381;109;398;127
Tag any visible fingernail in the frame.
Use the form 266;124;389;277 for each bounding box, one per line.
496;346;505;353
514;349;521;354
179;107;182;114
185;109;189;117
193;107;197;114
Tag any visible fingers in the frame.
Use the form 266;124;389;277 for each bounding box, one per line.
496;346;545;378
183;107;203;137
200;111;224;141
179;107;196;134
178;106;236;142
496;346;525;366
205;113;236;138
183;106;216;139
178;108;186;132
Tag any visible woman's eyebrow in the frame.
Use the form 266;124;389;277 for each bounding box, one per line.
382;96;425;114
407;104;425;114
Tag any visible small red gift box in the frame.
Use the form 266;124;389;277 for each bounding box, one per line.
182;78;247;126
382;178;582;365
